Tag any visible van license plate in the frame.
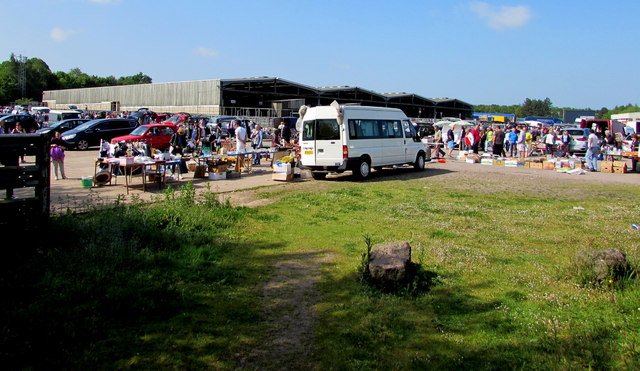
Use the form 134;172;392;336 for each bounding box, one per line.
304;150;314;155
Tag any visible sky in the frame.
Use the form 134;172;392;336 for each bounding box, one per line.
1;0;639;110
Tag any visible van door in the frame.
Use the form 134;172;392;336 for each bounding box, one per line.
301;119;342;166
402;120;420;162
381;120;405;164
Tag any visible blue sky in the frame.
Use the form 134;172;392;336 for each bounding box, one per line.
1;0;638;109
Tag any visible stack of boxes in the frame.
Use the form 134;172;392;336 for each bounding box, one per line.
601;160;627;173
272;162;294;181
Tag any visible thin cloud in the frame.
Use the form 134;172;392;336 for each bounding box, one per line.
193;47;219;58
50;28;79;42
469;2;531;30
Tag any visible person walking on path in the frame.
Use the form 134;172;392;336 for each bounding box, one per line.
50;131;68;180
251;124;264;165
585;129;601;171
446;124;456;158
433;126;445;158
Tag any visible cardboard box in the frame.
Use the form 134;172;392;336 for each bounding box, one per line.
530;162;544;169
613;165;627;174
119;157;134;166
208;172;227;180
542;161;555;170
600;164;614;173
209;164;228;173
601;161;614;168
272;172;294;181
273;162;293;174
613;161;627;168
505;160;518;167
480;158;494;165
494;160;505;166
524;162;531;168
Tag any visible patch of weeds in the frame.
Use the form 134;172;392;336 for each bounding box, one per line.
430;230;456;239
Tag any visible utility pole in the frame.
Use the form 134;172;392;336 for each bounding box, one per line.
17;54;27;98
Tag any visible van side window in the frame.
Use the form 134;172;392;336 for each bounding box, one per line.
349;119;383;139
389;120;403;138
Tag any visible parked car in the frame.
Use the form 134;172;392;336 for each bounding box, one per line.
206;116;239;138
0;114;38;133
111;124;176;150
36;118;91;135
62;118;138;150
48;109;82;123
415;122;435;139
163;113;190;126
560;127;590;154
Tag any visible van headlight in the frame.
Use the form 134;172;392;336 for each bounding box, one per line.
62;134;76;140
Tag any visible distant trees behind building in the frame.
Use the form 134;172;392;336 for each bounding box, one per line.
0;53;151;105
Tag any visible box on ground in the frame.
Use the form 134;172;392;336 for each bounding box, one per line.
208;172;227;180
613;161;627;167
542;161;555;170
614;165;627;174
601;164;614;173
272;172;294;181
529;162;544;169
480;158;494;165
273;162;293;174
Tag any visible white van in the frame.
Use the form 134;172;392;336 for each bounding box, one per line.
298;104;429;179
48;109;82;123
29;106;50;115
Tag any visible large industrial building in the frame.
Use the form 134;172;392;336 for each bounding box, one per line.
42;76;473;122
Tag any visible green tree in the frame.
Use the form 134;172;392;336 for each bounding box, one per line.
519;98;553;117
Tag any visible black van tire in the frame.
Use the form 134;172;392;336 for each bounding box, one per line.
354;158;371;180
413;152;426;170
77;139;89;150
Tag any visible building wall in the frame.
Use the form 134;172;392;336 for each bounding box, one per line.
611;112;640;121
43;79;222;108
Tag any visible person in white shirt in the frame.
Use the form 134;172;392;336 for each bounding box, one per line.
234;120;247;153
585;129;600;171
544;129;556;155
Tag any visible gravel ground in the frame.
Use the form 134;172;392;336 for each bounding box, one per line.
28;149;638;213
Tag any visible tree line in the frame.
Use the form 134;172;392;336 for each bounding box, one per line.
0;54;151;105
1;54;636;119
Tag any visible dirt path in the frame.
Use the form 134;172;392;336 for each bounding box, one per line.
238;251;330;370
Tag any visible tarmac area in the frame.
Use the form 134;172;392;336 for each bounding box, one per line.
12;148;640;214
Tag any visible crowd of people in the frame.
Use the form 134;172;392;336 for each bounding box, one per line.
430;122;639;172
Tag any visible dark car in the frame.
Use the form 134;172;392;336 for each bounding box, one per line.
415;123;435;139
61;118;138;150
0;114;38;133
36;118;91;135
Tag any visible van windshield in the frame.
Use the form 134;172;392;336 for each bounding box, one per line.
302;119;339;141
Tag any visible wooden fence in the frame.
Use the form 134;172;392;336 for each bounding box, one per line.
0;134;51;229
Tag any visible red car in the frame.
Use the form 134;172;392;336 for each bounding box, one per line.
111;124;176;150
163;113;191;126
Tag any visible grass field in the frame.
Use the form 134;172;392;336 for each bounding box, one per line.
2;176;639;369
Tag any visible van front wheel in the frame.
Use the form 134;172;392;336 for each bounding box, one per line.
413;153;426;170
354;159;371;180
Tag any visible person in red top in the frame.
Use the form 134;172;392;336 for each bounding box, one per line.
471;124;481;154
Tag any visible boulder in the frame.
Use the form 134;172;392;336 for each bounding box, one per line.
575;249;631;282
368;241;412;286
